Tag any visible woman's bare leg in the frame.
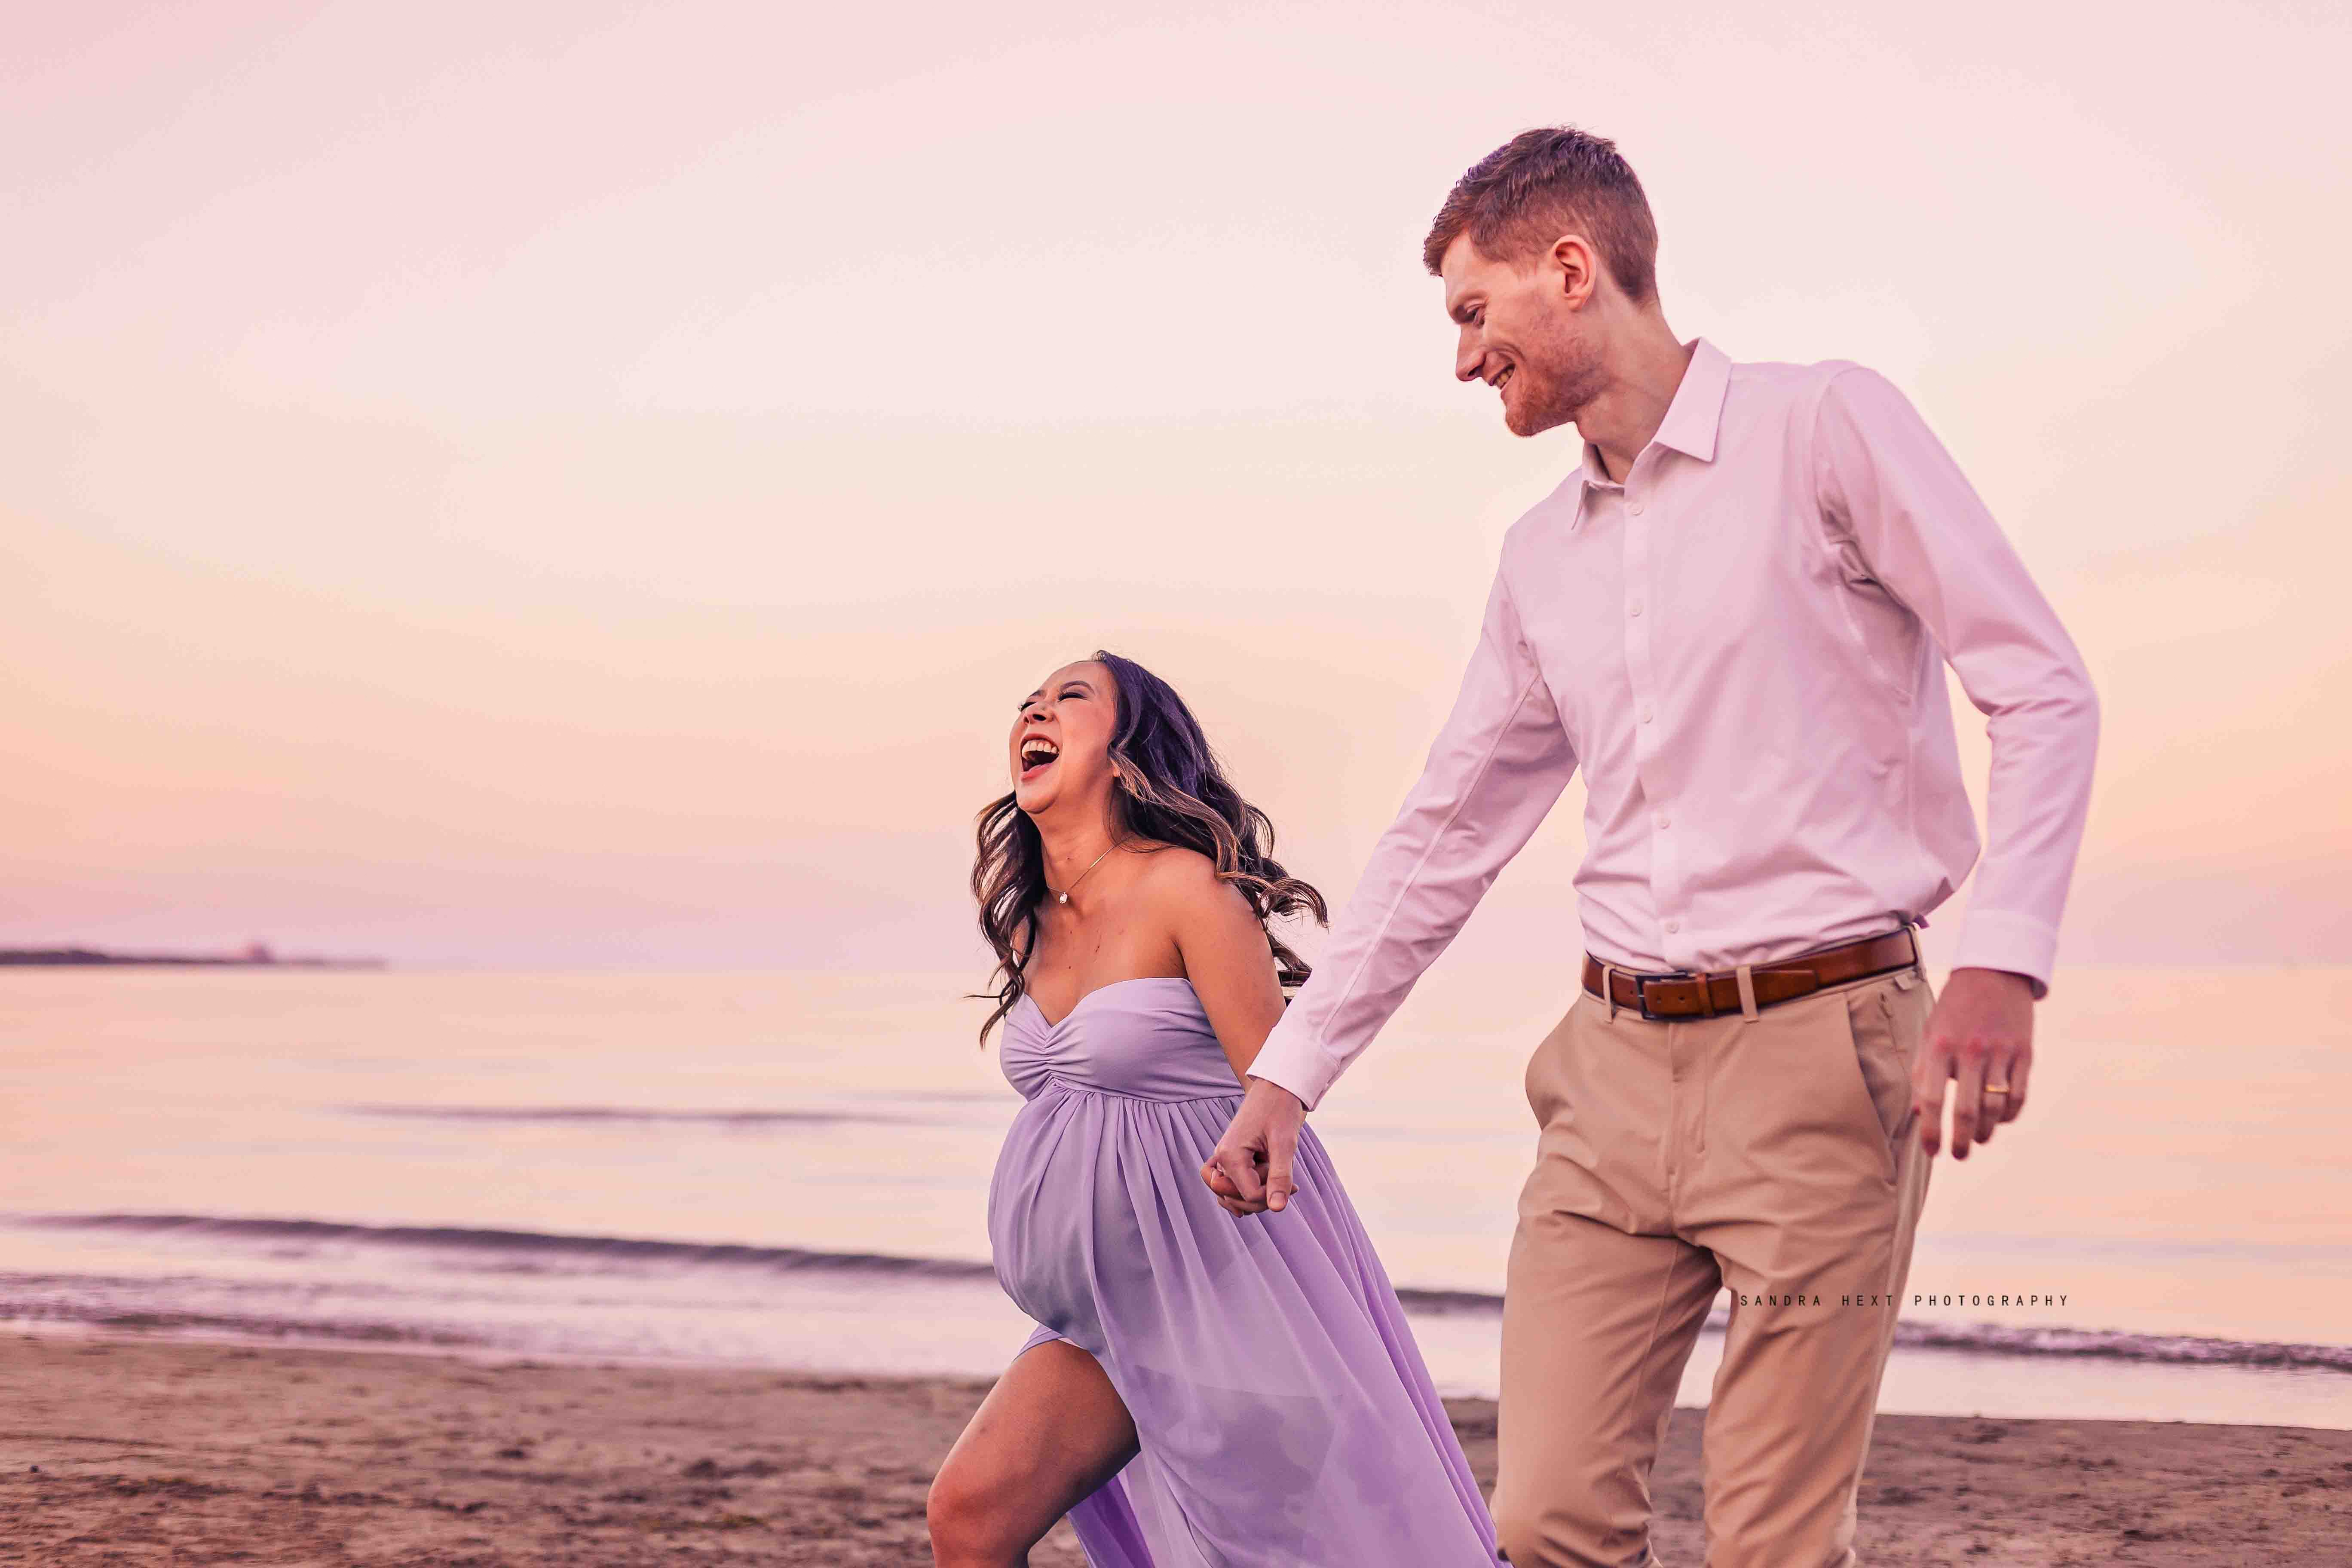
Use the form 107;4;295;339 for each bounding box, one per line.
929;1338;1139;1567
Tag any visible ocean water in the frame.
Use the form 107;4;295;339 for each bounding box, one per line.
2;965;2346;1430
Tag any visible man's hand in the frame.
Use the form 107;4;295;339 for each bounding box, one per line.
1201;1078;1307;1216
1914;967;2037;1161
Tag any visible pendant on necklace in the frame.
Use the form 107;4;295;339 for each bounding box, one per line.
1056;892;1069;904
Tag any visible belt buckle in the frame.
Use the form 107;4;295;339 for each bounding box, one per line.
1635;971;1691;1022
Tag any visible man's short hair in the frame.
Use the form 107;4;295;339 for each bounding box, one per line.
1421;126;1659;303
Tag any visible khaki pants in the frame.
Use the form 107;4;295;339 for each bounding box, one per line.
1493;966;1933;1568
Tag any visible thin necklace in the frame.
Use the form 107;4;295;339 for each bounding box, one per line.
1047;840;1119;906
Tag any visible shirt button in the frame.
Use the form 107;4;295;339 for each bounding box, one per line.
1654;813;1670;828
1665;919;1681;934
1630;500;1645;515
1629;600;1644;617
1639;704;1654;723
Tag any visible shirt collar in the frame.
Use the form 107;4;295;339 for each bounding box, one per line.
1565;336;1732;525
1652;336;1730;463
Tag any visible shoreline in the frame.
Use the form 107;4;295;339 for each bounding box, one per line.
3;1333;2347;1565
21;1211;2352;1385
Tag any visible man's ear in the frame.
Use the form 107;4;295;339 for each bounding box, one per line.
1550;233;1599;305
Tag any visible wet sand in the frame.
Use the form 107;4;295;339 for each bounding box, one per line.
1;1333;2346;1565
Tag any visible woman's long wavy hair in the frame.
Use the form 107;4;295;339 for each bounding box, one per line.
969;650;1328;1047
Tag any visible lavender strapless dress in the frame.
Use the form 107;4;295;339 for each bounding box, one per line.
987;976;1501;1567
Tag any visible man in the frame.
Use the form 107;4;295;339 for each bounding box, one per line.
1204;127;2099;1568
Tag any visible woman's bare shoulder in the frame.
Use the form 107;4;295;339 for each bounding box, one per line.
1132;843;1254;925
1131;840;1219;889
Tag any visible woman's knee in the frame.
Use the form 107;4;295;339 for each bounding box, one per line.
926;1461;1020;1562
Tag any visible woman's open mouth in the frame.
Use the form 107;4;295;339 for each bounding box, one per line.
1019;738;1060;781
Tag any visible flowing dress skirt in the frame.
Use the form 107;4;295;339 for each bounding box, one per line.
989;981;1500;1567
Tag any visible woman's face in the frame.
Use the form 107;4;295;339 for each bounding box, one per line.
1009;659;1118;818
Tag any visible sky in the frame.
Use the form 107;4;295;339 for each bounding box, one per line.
4;0;2347;969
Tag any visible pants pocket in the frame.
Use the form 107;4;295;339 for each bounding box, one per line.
1843;979;1918;1166
1523;998;1585;1125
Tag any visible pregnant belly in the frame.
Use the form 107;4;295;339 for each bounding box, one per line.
984;1089;1160;1356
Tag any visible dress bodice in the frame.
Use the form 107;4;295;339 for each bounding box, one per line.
999;976;1246;1102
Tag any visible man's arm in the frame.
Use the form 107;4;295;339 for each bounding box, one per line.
1813;366;2101;1159
1204;562;1579;1212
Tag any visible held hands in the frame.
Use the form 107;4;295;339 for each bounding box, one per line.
1914;967;2037;1160
1201;1078;1307;1217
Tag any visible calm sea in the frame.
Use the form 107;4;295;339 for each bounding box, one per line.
3;965;2346;1429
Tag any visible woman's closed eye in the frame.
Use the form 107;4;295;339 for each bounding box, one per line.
1017;687;1088;716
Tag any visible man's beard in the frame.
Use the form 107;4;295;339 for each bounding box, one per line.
1504;321;1606;438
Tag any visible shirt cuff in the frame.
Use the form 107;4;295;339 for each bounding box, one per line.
1949;908;2058;999
1245;1014;1341;1111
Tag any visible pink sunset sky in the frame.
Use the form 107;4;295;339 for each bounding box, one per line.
5;2;2346;970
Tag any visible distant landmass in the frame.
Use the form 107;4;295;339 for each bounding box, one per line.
0;942;385;969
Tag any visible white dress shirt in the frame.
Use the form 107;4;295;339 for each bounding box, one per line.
1250;338;2099;1110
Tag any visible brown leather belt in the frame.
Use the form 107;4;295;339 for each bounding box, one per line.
1581;928;1920;1021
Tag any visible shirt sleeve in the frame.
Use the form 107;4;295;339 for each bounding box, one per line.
1812;366;2101;995
1246;563;1580;1109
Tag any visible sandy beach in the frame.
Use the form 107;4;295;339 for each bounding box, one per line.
0;1334;2344;1565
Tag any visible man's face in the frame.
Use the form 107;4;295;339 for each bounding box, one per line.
1439;231;1603;438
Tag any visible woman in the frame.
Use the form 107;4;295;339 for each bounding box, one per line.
928;650;1501;1567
